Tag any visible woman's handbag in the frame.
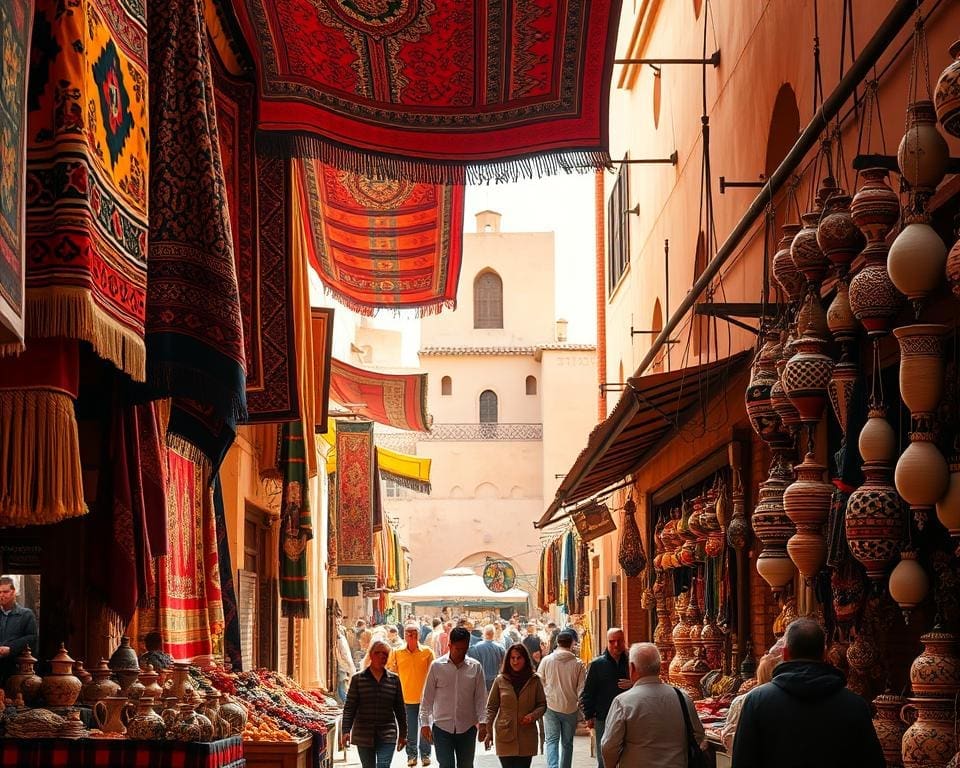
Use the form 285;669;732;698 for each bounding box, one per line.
673;687;708;768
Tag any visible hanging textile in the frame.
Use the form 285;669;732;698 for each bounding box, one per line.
213;475;243;670
310;306;335;433
327;471;338;574
0;0;32;354
23;0;148;379
232;0;622;183
279;420;313;618
299;158;464;316
0;339;85;525
334;420;375;577
371;452;384;534
147;0;247;469
330;358;430;432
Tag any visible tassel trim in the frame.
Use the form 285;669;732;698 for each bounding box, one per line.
318;280;456;319
280;602;310;619
258;132;611;185
378;469;431;495
0;389;88;526
0;341;24;358
166;432;213;481
25;288;146;382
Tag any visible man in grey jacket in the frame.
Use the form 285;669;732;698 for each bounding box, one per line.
600;643;705;768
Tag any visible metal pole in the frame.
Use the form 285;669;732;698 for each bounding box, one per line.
664;239;670;372
632;0;917;380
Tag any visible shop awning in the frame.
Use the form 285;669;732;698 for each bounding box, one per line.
391;567;529;607
536;351;750;528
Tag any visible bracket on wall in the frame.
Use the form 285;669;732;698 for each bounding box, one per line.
615;50;721;67
694;302;785;335
610;151;679;166
719;175;766;194
599;383;629;392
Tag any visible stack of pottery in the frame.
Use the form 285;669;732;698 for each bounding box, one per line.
901;629;960;768
752;454;796;594
872;692;906;767
669;594;692;684
80;659;121;705
686;586;704;662
108;636;141;695
4;647;42;706
700;616;724;671
783;453;832;582
40;644;83;707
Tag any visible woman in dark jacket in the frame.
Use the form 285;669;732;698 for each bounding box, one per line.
342;640;407;768
484;643;547;768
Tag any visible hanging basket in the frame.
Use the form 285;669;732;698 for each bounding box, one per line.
618;498;647;578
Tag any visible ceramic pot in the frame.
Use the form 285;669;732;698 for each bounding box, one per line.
786;529;827;582
109;637;140;694
746;331;785;444
773;223;805;303
161;697;181;728
894;324;948;415
845;465;904;584
818;191;864;273
783;335;833;426
898;100;949;190
888;219;947;305
755;549;795;593
935;41;960;137
851;167;901;245
94;695;132;734
217;693;246;736
850;261;902;338
166;703;203;742
80;659;121;705
772;339;801;435
872;693;906;768
127;698;167;740
138;665;164;703
889;550;929;620
827;282;858;348
936;455;960;543
165;662;193;702
783;453;832;581
860;408;896;464
827;358;857;434
4;646;42;705
700;617;723;670
947;237;960;300
40;644;83;707
895;439;949;509
901;697;958;768
193;705;214;742
199;693;222;739
910;629;960;696
792;210;829;287
74;661;92;685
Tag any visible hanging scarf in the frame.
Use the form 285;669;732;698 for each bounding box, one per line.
279;420;312;618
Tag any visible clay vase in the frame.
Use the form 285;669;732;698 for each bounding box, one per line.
893;323;948;414
792;210;830;288
936;453;960;545
827;281;858;349
888;217;947;308
726;487;750;551
947;237;960;300
94;695;132;734
166;703;203;742
752;455;796;593
138;665;164;704
845;458;904;584
935;41;960;137
901;698;958;768
910;629;960;696
873;693;906;768
850;261;902;338
851;167;901;245
161;697;181;728
896;439;950;510
827;358;857;434
772;337;801;436
783;296;833;428
80;659;121;706
700;617;723;671
4;646;42;705
193;704;214;742
773;223;805;304
746;331;785;444
74;661;92;685
199;692;224;738
898;100;949;191
218;694;248;735
860;407;897;463
889;550;930;621
783;453;832;581
818;191;864;275
40;644;83;707
109;636;141;695
127;697;167;740
166;662;193;702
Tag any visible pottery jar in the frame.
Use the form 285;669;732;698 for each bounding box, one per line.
783;454;832;529
80;659;121;705
755;548;796;593
859;408;896;464
74;661;92;685
166;662;193;701
827;359;857;434
818;191;864;273
851;167;901;245
873;693;906;768
786;529;827;582
772;342;801;434
935;41;960;137
199;692;223;739
108;636;140;694
936;454;960;543
901;697;958;768
773;223;805;303
898;100;949;190
192;704;214;741
894;324;948;415
127;697;167;740
161;697;181;728
910;629;960;696
746;333;783;443
849;261;901;338
887;219;947;305
845;465;904;584
167;703;203;742
94;695;132;734
827;282;858;348
895;439;949;509
41;643;83;707
889;550;929;620
947;237;960;300
4;646;42;705
218;693;247;736
792;210;830;288
138;664;164;703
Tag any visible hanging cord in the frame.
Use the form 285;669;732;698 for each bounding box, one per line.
812;0;826;127
903;6;933;207
853;78;887;189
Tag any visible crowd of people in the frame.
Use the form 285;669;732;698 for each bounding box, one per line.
337;611;884;768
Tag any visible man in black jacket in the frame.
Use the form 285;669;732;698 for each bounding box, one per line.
579;627;630;768
731;618;884;768
0;576;38;685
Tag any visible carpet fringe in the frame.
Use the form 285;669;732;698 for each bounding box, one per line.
0;341;24;358
318;281;456;319
24;288;146;381
147;361;248;424
378;469;431;494
257;132;611;185
0;389;88;526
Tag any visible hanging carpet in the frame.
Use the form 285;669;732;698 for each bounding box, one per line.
321;420;431;493
299;158;464;316
146;0;247;470
231;0;622;183
310;306;335;433
334;420;375;578
0;0;32;354
279;420;313;618
22;0;149;379
330;358;430;432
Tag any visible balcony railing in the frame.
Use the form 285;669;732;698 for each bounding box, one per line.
420;423;543;441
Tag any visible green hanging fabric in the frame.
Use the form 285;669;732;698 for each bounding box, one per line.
279;420;313;618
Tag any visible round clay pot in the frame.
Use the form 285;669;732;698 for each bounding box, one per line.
845;466;904;583
41;644;83;707
935;458;960;540
910;629;960;696
935;41;960;138
752;456;795;551
786;529;827;581
138;665;165;703
851;167;901;245
792;211;829;287
127;698;167;740
901;698;957;768
773;223;805;303
167;703;203;742
888;220;947;304
849;261;902;337
872;693;906;768
827;282;857;346
784;454;832;528
783;334;833;426
895;439;949;508
756;548;795;592
946;236;960;300
746;331;785;444
80;659;120;706
889;550;929;618
859;408;896;464
818;192;864;273
898;100;949;190
894;324;948;415
4;647;42;705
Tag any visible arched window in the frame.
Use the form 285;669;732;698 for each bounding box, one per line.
474;271;503;329
479;390;498;423
441;375;452;396
765;84;801;178
525;375;537;395
651;299;665;373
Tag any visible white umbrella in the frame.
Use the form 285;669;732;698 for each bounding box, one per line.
391;567;529;607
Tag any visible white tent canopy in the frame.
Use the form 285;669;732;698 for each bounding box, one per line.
391;567;529;607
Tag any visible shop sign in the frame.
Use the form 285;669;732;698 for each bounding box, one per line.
482;560;516;592
572;503;617;542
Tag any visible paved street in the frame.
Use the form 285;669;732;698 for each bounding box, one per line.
338;733;597;768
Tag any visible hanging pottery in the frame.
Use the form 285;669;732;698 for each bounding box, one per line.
947;237;960;299
845;462;904;585
746;330;786;446
773;223;805;304
827;281;858;348
859;407;897;463
791;210;830;288
935;41;960;137
936;451;960;550
771;335;801;437
827;359;858;434
818;190;865;275
726;479;750;551
895;324;948;415
889;550;929;622
618;498;647;578
851;167;902;246
887;214;947;314
898;100;949;191
752;455;796;593
783;453;832;581
783;296;833;432
895;439;949;510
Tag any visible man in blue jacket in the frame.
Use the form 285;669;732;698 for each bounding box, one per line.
732;618;884;768
0;576;38;685
579;628;630;768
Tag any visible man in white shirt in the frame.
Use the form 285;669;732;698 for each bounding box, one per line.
537;630;586;768
419;627;488;768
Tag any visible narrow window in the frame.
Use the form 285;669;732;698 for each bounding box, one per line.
479;390;498;423
441;375;452;396
607;162;630;293
474;271;503;329
525;375;537;395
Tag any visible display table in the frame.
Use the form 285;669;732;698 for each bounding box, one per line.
242;735;312;768
0;735;245;768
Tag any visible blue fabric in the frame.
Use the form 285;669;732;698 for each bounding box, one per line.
467;640;506;691
357;741;395;768
543;709;578;768
406;703;430;759
433;724;477;768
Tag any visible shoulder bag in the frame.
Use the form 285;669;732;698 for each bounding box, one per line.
672;686;708;768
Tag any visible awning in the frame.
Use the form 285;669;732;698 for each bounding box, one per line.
536;352;750;528
391;567;529;607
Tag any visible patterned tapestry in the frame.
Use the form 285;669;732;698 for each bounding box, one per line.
335;420;375;577
0;0;32;354
23;0;149;379
310;306;335;432
330;357;431;432
233;0;622;182
299;158;464;316
279;420;313;618
147;0;247;469
140;448;224;660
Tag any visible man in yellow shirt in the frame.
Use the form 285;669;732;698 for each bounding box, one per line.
388;624;436;767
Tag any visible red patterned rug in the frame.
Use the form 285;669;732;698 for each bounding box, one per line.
0;0;31;354
299;159;464;316
330;357;430;432
232;0;621;182
335;420;375;578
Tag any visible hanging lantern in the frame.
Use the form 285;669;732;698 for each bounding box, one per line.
888;550;929;623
